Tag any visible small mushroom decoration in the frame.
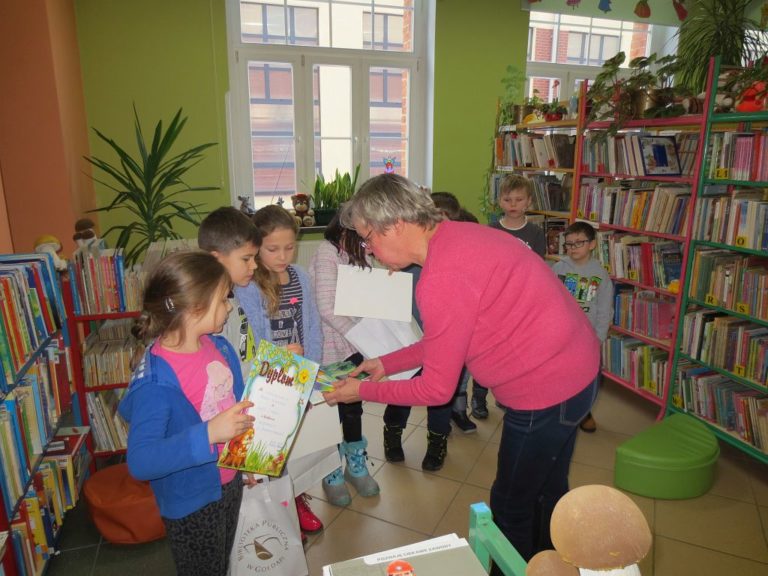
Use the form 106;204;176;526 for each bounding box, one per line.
528;485;651;576
526;550;579;576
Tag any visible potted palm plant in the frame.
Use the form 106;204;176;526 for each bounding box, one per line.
86;107;217;265
311;164;361;226
675;0;768;94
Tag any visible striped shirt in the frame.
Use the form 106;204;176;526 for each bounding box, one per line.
270;267;304;347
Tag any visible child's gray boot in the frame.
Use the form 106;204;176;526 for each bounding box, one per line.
342;437;380;497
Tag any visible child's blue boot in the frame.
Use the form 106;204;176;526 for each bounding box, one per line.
343;437;380;497
322;466;351;507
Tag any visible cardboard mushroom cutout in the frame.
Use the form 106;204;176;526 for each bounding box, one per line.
543;485;651;576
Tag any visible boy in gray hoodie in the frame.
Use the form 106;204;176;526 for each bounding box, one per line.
552;221;613;432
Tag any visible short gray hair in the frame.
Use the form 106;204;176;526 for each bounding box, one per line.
340;174;443;232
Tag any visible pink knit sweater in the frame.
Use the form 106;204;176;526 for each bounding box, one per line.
359;221;600;410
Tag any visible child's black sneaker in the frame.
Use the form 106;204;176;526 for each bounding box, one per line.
451;411;477;434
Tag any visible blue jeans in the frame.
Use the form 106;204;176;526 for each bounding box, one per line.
489;376;597;561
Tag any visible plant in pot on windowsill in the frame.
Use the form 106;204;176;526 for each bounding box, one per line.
85;106;217;265
311;164;361;226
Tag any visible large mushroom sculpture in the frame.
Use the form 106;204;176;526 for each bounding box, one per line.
527;485;651;576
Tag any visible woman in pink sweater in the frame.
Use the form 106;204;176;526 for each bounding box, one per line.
324;174;600;561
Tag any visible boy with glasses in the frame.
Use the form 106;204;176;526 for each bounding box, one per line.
552;221;613;432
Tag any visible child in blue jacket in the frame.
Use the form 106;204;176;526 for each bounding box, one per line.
119;251;254;576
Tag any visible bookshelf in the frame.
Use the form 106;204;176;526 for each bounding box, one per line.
572;63;714;417
668;58;768;464
490;107;584;259
62;279;138;461
63;239;197;463
0;253;86;576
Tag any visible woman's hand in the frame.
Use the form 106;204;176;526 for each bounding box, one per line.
207;400;254;444
285;343;304;356
323;378;363;406
351;357;385;381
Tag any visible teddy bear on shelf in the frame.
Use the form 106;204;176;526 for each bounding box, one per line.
289;193;315;227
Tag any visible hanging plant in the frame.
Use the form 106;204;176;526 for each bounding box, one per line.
634;0;651;18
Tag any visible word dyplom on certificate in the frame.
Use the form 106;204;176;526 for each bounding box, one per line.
218;340;319;476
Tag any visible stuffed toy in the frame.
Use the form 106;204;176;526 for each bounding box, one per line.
73;217;99;247
527;484;652;576
289;194;315;227
735;81;767;112
33;234;68;271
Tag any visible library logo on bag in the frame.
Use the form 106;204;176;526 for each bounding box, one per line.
236;518;290;571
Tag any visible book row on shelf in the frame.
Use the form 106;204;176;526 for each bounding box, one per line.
674;359;767;452
692;188;768;251
489;172;572;213
86;390;128;454
602;334;668;400
688;247;768;321
494;130;576;171
82;319;137;388
705;129;768;182
0;256;64;391
527;215;569;256
680;310;768;388
577;180;691;236
595;232;682;290
580;132;698;177
68;237;198;315
613;288;675;341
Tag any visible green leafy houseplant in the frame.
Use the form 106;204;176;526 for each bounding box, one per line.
498;65;527;125
675;0;768;94
311;164;361;225
86;107;217;265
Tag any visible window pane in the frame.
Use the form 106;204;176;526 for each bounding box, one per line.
369;67;409;177
241;1;412;52
248;61;296;197
313;65;353;181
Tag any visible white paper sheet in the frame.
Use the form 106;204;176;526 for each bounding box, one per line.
333;265;413;322
344;316;423;380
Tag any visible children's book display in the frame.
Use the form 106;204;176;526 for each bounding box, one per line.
218;340;319;476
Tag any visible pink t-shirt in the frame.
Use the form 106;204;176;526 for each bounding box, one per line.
153;336;237;484
360;221;600;410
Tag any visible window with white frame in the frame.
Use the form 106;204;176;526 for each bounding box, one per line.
227;0;426;206
526;11;666;103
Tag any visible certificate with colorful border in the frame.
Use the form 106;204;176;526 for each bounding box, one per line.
218;340;319;476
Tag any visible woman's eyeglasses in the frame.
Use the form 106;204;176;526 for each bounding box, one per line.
359;230;374;250
563;240;589;250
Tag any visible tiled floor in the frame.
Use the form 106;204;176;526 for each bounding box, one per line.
47;383;768;575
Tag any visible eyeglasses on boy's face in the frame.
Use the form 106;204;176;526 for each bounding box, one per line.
563;239;589;250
